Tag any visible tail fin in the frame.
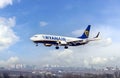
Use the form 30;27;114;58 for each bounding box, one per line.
78;25;91;39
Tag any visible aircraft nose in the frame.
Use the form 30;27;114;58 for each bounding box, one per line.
30;37;34;41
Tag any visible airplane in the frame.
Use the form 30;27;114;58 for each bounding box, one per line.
30;25;100;49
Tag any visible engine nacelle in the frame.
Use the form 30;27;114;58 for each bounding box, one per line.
58;41;67;45
44;43;52;47
82;39;87;42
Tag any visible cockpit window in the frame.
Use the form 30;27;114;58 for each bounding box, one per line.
34;35;38;37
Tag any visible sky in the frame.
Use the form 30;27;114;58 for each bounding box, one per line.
0;0;120;68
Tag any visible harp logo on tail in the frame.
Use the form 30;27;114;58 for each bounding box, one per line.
85;30;89;37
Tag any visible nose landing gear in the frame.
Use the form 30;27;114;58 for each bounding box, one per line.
36;43;38;46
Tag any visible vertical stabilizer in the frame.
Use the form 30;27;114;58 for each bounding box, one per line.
78;25;91;39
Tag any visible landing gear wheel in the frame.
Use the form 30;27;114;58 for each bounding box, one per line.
55;46;59;49
64;46;68;49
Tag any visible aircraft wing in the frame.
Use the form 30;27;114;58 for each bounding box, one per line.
67;40;86;46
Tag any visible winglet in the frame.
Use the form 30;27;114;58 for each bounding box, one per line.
94;32;100;38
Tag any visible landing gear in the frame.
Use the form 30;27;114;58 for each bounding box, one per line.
55;46;59;49
55;45;68;49
64;46;68;49
36;43;38;46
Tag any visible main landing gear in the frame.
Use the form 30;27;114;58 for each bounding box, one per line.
55;46;68;49
55;46;59;49
64;46;68;49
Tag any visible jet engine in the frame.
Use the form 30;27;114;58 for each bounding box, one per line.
58;41;67;45
44;43;52;47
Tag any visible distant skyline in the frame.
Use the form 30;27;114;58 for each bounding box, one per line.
0;0;120;67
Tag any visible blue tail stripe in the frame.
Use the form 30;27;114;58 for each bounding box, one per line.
78;25;91;39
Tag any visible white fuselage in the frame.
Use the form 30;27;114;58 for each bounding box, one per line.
30;34;82;42
30;34;88;47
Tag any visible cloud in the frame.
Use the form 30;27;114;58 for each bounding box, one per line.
42;44;119;67
39;21;48;27
0;17;19;50
41;49;75;66
86;57;108;65
7;56;19;63
83;56;116;68
0;56;19;67
72;29;83;37
0;0;14;9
